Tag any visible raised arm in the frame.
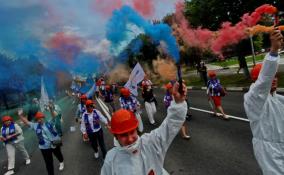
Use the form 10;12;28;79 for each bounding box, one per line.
144;82;187;157
18;108;31;127
244;30;282;119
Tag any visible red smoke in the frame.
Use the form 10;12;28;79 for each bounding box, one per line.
92;0;123;17
174;3;277;57
46;32;85;64
132;0;154;17
91;0;155;18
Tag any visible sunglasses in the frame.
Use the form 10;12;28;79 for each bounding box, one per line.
86;105;94;108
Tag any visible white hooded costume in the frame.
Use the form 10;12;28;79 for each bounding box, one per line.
244;53;284;174
101;100;187;175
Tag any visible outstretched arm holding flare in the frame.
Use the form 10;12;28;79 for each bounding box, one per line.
244;29;284;175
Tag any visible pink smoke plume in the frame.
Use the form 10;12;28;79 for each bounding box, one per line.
91;0;155;17
45;32;85;64
174;3;277;57
132;0;154;17
92;0;123;17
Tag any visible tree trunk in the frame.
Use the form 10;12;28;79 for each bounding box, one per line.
238;55;250;79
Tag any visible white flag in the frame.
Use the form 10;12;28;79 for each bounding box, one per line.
39;77;49;112
124;63;145;96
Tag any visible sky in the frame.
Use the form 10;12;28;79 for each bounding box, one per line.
0;0;179;57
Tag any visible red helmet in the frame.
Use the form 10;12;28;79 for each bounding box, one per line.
208;70;216;78
2;116;13;123
110;109;138;134
105;85;111;90
120;88;130;97
35;112;45;120
165;83;173;90
80;94;87;100
251;63;262;81
85;99;94;106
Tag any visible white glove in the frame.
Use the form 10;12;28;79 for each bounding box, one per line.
18;108;24;116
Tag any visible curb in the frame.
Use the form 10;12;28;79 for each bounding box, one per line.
187;86;284;93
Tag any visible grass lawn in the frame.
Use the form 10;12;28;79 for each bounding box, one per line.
211;54;265;68
185;72;284;88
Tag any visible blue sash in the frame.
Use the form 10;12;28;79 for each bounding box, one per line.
122;97;136;111
80;104;86;114
83;110;100;134
36;122;58;145
1;123;17;144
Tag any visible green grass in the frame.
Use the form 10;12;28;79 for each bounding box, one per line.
185;72;284;88
211;54;265;68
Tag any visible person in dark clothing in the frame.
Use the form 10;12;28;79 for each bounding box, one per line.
142;84;157;125
198;62;208;86
103;85;116;115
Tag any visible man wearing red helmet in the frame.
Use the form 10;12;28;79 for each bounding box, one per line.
80;100;109;159
19;111;64;175
206;70;228;119
1;116;30;175
244;29;284;174
75;94;87;123
101;82;187;175
119;87;143;132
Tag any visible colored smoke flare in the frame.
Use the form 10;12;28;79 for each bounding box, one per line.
174;3;279;57
248;25;284;35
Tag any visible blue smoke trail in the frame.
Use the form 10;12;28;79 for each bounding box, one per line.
106;5;180;62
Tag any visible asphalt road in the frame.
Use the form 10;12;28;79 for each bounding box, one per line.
0;89;262;175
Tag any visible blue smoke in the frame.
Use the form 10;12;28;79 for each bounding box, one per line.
106;5;180;62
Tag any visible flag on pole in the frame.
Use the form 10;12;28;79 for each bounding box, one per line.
124;63;145;96
39;77;49;112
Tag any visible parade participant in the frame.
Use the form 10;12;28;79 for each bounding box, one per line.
119;87;143;132
164;82;190;139
244;29;284;175
206;71;228;119
80;100;109;159
18;111;64;175
103;85;116;114
75;94;87;123
1;116;30;175
101;82;187;175
141;75;153;89
48;100;63;137
142;83;157;125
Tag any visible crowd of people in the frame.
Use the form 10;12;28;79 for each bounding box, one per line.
0;29;283;175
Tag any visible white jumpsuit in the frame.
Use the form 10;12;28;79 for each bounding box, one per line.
244;54;284;175
101;100;187;175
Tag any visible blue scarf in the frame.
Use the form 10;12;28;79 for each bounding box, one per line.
1;123;17;144
36;122;58;145
83;110;100;133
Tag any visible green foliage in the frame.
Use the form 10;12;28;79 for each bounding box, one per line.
253;34;264;52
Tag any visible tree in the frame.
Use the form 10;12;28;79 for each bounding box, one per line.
184;0;281;79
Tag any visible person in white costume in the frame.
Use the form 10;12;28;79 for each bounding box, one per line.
101;82;187;175
244;29;284;175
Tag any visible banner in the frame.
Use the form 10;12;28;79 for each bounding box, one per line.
124;63;145;96
39;77;49;112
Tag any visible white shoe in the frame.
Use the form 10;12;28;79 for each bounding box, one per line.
59;162;64;171
94;152;99;159
4;170;15;175
25;159;31;165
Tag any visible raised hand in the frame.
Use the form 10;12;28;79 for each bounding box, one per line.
270;29;283;53
172;82;187;104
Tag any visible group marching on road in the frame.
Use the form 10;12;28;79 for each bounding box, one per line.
1;29;284;175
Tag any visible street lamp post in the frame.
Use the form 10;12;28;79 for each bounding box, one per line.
249;34;256;66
